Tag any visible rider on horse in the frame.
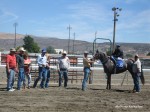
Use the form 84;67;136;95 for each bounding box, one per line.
112;44;124;59
111;44;124;69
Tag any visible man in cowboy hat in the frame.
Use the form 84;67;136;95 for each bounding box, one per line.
82;51;94;91
6;48;17;91
132;54;142;93
16;47;26;90
57;51;70;88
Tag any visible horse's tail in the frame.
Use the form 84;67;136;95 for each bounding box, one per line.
140;64;145;85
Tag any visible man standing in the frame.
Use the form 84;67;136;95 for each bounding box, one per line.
33;48;47;88
82;51;94;91
132;54;141;93
57;51;70;88
16;47;26;90
6;48;17;91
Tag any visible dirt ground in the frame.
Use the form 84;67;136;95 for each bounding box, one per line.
0;83;150;112
0;67;150;112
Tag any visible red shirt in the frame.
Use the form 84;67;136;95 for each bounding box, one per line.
6;54;17;69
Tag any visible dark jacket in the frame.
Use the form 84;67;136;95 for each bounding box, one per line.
112;47;124;58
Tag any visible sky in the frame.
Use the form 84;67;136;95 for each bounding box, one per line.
0;0;150;43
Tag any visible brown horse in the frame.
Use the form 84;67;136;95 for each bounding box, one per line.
93;50;145;90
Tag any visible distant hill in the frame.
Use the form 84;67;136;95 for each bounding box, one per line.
0;32;150;56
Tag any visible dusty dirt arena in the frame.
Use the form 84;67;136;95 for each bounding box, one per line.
0;84;150;112
0;68;150;112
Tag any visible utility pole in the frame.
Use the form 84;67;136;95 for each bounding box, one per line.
67;25;72;54
13;22;18;48
73;32;75;54
94;31;97;51
112;7;122;52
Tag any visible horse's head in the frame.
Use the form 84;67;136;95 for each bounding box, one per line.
93;50;108;63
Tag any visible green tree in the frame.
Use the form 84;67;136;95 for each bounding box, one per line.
46;46;56;54
23;35;40;53
147;52;150;56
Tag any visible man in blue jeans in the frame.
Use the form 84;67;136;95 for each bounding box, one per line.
6;48;18;91
57;51;70;88
132;54;141;93
33;48;47;88
16;47;26;90
82;51;94;91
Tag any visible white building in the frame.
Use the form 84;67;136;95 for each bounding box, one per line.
55;49;64;54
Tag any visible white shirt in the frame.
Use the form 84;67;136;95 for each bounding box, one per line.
58;56;70;70
134;59;141;72
37;54;47;67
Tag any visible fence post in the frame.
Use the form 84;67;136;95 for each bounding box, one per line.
0;52;1;65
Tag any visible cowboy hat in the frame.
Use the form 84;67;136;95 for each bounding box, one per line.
19;47;26;52
84;51;89;54
62;51;67;55
10;48;16;52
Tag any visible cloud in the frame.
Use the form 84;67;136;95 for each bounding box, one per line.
0;9;18;24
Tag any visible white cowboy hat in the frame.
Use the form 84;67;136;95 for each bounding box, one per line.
135;54;139;57
62;51;67;55
10;48;16;52
19;47;26;52
84;51;89;54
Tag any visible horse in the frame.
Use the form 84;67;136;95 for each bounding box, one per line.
93;50;145;90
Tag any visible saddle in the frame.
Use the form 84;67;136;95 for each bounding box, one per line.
110;56;125;69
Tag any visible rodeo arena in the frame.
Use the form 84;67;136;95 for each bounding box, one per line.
0;38;150;112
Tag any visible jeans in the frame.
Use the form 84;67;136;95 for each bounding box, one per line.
23;73;31;87
59;69;68;87
133;73;141;92
6;69;15;90
17;68;25;90
82;67;90;90
45;69;50;88
33;67;47;88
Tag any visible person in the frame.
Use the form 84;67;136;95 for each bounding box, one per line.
57;51;70;88
23;52;31;89
132;54;141;93
112;44;124;59
33;48;47;88
82;51;94;91
16;47;26;90
40;53;51;88
6;48;18;91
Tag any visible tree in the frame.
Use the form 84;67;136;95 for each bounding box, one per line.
46;46;56;54
23;35;40;53
147;52;150;56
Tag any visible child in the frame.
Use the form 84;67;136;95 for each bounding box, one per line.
24;53;31;89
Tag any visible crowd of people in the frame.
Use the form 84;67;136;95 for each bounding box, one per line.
5;45;142;93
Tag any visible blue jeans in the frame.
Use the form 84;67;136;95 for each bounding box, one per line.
6;69;15;90
33;67;47;88
45;69;50;88
59;69;68;87
17;68;25;90
133;73;141;92
23;73;31;87
82;67;90;90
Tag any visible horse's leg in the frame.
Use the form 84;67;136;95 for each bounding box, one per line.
109;74;112;90
106;74;109;89
106;74;111;89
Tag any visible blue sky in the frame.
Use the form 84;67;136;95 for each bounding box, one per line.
0;0;150;43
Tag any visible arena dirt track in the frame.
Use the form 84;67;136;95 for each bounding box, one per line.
0;84;150;112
